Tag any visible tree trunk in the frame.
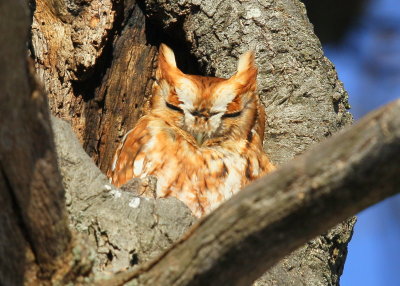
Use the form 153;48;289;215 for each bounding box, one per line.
0;1;72;284
3;0;386;285
84;4;157;172
31;0;157;173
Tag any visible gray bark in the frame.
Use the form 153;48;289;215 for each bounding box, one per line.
51;116;196;273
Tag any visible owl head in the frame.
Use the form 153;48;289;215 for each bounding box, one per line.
151;44;263;146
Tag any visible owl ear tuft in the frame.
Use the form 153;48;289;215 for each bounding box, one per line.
159;43;177;68
237;51;256;74
156;44;184;83
231;51;257;89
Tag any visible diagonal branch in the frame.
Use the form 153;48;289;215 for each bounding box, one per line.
99;99;400;286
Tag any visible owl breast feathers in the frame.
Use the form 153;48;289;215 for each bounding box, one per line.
107;44;275;217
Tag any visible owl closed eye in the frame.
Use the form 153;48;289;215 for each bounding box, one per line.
107;44;274;217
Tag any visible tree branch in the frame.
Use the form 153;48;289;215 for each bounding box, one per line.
0;0;72;282
100;99;400;286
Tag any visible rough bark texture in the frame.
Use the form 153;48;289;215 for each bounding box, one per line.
84;4;157;172
51;116;195;273
103;99;400;286
0;0;72;284
31;0;157;173
31;0;114;139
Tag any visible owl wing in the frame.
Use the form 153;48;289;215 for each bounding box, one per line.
255;102;266;140
107;118;152;187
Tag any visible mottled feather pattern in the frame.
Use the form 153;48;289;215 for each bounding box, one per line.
108;44;274;217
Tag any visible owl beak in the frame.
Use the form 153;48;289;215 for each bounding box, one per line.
195;133;206;146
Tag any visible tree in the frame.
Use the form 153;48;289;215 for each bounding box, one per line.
1;0;399;285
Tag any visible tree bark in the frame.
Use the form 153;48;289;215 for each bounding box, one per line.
84;4;157;172
99;99;400;286
51;116;196;274
31;0;114;142
4;0;400;284
5;0;379;285
0;0;72;284
30;0;356;284
31;0;157;173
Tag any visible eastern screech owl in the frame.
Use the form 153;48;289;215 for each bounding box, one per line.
107;44;275;217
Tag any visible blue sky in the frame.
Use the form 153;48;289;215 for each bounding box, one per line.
324;0;400;284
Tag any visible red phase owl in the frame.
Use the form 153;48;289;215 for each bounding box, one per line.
107;44;275;217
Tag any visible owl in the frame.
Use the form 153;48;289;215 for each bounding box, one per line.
107;44;275;217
